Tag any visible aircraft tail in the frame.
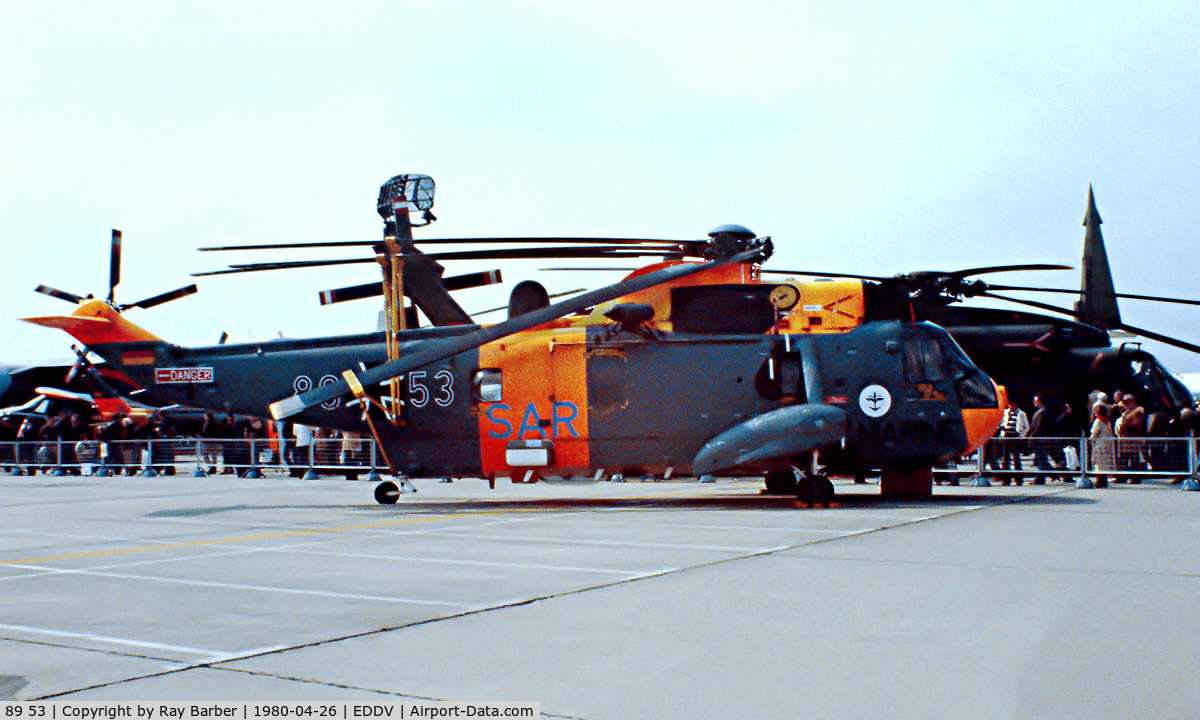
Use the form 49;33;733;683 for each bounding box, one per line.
1074;185;1122;330
22;299;163;356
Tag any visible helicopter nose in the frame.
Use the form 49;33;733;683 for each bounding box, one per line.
962;382;1007;454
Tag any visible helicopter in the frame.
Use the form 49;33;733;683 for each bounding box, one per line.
543;187;1198;420
750;187;1198;418
24;174;1007;504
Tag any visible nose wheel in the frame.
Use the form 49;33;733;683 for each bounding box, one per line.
796;473;835;506
374;480;400;504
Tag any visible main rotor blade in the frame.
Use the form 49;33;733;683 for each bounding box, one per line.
127;284;198;310
318;269;504;305
193;257;377;276
34;285;85;304
199;237;704;251
108;229;122;304
989;284;1200;307
470;288;587;316
980;291;1200;355
539;267;640;272
195;247;687;276
270;244;770;419
946;263;1071;278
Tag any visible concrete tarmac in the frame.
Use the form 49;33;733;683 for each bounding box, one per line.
2;471;1198;718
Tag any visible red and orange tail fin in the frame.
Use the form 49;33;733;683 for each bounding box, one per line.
22;299;162;347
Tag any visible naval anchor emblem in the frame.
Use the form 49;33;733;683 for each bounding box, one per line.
858;384;892;418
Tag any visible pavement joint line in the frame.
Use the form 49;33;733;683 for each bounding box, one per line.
0;622;228;657
11;563;476;607
1;634;196;667
0;507;533;566
23;489;1034;701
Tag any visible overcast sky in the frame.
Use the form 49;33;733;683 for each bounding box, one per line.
3;1;1198;374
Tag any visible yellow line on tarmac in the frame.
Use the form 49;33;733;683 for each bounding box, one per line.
1;510;514;566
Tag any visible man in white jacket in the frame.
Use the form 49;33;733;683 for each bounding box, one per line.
999;400;1029;484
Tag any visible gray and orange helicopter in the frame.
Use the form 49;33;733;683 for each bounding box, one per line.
25;174;1008;504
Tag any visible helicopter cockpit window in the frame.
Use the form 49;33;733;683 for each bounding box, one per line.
935;333;998;409
471;369;502;403
900;337;946;382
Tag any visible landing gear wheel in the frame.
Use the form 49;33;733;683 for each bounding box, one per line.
797;474;834;505
763;470;797;494
374;480;400;504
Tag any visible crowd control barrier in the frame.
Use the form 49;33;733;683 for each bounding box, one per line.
1;436;1197;488
0;438;383;479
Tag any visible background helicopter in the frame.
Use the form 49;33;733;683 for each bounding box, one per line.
26;174;1007;503
754;187;1198;418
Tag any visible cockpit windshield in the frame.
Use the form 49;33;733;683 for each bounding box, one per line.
904;327;997;409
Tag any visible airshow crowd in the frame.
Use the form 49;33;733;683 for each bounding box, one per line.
983;389;1198;486
0;411;369;477
2;389;1198;483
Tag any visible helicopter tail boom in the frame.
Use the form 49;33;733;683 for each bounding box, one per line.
22;299;163;346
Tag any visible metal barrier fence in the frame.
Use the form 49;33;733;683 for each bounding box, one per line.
936;435;1200;487
0;436;1197;487
0;438;382;479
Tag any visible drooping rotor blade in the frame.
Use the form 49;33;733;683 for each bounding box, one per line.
425;246;688;261
108;229;122;304
945;263;1071;278
34;284;86;304
471;288;587;316
759;269;891;282
270;243;771;419
317;269;503;306
194;257;377;277
196;247;685;277
199;237;704;252
980;291;1200;355
539;267;640;272
988;284;1200;307
125;284;198;310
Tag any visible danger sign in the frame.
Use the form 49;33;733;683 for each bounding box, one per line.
155;367;214;384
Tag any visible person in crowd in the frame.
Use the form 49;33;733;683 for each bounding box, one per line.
0;416;18;471
1028;394;1055;483
199;413;221;474
1089;403;1116;488
998;399;1029;484
56;413;86;475
1114;394;1146;482
291;423;314;477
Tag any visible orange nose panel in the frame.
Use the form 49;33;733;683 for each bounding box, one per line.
962;383;1006;454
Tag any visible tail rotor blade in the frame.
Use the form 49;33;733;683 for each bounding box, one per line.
127;284;198;310
108;229;122;303
319;281;384;306
35;284;85;304
443;269;503;291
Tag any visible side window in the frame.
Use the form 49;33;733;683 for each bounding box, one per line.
755;347;807;402
901;337;945;382
472;369;502;402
